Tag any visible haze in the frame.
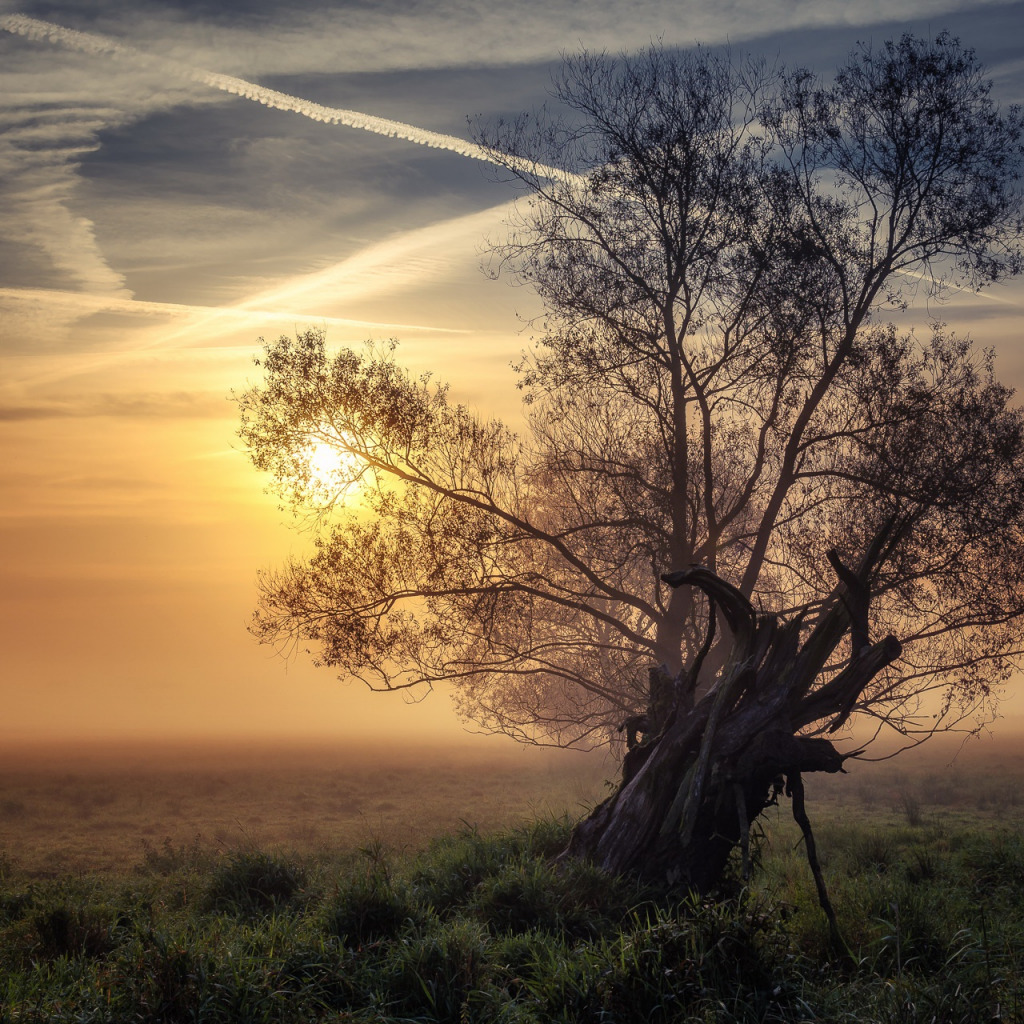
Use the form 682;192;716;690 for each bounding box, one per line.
2;0;1024;749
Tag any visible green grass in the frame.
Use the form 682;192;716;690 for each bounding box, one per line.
1;815;1021;1023
1;737;1022;1021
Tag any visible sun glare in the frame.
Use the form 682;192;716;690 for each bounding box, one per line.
304;432;363;493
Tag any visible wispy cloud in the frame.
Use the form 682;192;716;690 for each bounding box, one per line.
3;2;1017;397
0;279;476;392
0;286;470;334
0;28;215;301
0;14;575;183
0;98;131;296
0;13;485;154
0;391;230;421
86;0;1024;76
0;9;572;347
228;202;513;321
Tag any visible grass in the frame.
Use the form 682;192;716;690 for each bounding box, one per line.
0;735;1021;1021
0;816;1021;1022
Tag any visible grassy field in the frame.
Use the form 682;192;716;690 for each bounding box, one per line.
0;739;615;877
0;734;1022;1022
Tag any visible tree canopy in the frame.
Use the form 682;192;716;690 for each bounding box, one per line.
239;32;1024;756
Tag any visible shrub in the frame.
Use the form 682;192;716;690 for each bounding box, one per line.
898;788;924;827
0;889;30;925
411;818;575;917
382;917;489;1020
117;934;219;1022
205;850;306;916
411;827;521;917
469;856;643;940
324;872;418;947
0;799;29;820
275;942;359;1009
30;901;119;959
470;860;564;935
843;829;895;876
961;829;1024;894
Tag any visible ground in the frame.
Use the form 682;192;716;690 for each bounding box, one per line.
0;732;1021;1023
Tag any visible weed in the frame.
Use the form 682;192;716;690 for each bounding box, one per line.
383;917;489;1019
137;833;208;876
0;851;17;883
897;788;924;826
0;799;28;821
903;846;939;883
843;829;894;875
961;829;1024;893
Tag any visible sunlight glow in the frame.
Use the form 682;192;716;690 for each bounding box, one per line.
305;433;363;495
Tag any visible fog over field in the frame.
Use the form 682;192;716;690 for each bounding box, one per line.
0;729;1018;879
0;737;612;874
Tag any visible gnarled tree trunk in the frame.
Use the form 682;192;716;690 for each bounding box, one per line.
563;550;901;898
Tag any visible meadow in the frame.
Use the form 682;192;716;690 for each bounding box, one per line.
0;734;1021;1022
0;739;613;877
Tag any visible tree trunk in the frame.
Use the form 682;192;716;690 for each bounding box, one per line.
563;557;901;893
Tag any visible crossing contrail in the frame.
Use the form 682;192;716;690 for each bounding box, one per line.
0;13;579;184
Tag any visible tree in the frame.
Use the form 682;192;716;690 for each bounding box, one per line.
239;34;1024;902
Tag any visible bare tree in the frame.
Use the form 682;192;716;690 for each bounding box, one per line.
239;33;1024;899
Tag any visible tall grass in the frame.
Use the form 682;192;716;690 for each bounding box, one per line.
0;816;1021;1023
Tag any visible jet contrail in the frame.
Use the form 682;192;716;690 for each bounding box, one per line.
0;13;579;185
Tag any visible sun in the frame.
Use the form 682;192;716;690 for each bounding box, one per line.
308;441;347;480
303;430;363;494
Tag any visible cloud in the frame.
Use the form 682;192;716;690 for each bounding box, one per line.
0;25;218;300
0;14;575;183
0;98;131;296
1;14;486;150
0;286;470;334
62;0;1024;75
0;390;230;421
3;2;1017;395
0;279;476;398
229;201;513;319
84;199;513;371
989;54;1024;101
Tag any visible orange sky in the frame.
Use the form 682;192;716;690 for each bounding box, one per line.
0;216;535;744
2;3;1024;748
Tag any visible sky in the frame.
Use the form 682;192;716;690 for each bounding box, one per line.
2;0;1024;748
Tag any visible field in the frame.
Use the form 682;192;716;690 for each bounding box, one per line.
1;734;1022;1022
0;739;614;877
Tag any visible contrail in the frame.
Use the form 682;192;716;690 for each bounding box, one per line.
0;287;469;333
0;13;579;185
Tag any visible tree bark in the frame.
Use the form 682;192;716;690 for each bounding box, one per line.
563;558;901;893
